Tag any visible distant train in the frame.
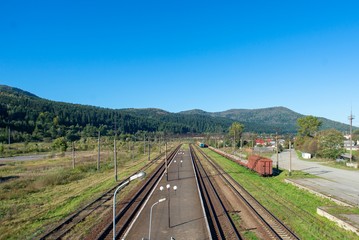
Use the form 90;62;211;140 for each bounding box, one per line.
208;146;272;176
198;142;208;148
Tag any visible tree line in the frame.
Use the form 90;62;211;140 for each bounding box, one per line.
295;115;359;159
0;86;232;143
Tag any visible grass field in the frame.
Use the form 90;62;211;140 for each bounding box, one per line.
0;140;176;240
202;148;359;240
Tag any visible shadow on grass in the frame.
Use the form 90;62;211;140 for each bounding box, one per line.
0;176;19;183
272;168;283;176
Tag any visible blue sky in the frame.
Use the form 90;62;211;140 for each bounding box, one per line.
1;1;358;126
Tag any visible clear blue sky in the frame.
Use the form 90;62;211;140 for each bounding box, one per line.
1;1;358;126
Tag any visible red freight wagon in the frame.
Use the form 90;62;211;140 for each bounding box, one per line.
247;155;273;176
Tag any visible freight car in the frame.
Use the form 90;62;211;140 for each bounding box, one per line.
247;155;273;176
208;146;272;176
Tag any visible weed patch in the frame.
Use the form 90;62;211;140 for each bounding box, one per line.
0;141;176;240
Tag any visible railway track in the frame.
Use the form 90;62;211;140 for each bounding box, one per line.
190;145;242;240
93;144;181;239
39;145;180;240
236;171;338;239
194;145;300;240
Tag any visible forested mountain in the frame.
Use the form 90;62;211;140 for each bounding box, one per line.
180;107;353;134
0;85;354;143
0;85;232;143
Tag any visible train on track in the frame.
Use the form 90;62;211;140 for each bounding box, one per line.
208;146;273;176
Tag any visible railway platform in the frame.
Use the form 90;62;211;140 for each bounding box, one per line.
122;147;210;240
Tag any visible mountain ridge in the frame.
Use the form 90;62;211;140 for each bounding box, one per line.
0;84;354;143
179;107;351;132
0;84;39;99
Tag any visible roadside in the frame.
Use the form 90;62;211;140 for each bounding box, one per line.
0;153;62;162
272;149;359;206
272;149;359;236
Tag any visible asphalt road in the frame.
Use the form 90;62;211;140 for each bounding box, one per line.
0;152;73;162
0;154;49;162
272;150;359;206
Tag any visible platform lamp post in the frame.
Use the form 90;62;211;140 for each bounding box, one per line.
160;184;177;228
166;184;171;228
113;171;146;240
173;160;180;179
178;160;182;179
148;198;166;240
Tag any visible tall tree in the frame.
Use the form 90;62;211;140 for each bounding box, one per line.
228;122;244;147
352;129;359;142
316;129;345;159
297;116;322;137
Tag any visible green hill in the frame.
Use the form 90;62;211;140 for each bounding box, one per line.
0;85;354;143
0;85;232;142
180;107;353;134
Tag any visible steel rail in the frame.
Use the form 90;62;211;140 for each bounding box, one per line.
196;146;300;240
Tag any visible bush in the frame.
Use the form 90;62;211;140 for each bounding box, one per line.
316;129;345;159
0;143;4;154
52;137;68;152
37;170;84;187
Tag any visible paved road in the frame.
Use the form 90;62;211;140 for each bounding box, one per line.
0;152;73;162
272;150;359;206
0;154;49;162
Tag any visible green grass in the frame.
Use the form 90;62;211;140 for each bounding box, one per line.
203;148;359;240
242;231;259;240
0;142;53;157
0;168;116;239
229;212;259;240
0;141;178;240
322;160;359;171
325;206;359;216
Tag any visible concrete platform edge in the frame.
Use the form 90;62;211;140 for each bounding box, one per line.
284;179;353;207
317;207;359;236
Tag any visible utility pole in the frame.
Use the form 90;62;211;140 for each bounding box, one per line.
233;132;236;153
240;138;243;155
143;134;146;155
148;136;151;161
8;127;10;145
276;132;279;170
159;135;162;154
165;140;168;181
72;142;75;169
97;130;100;171
348;111;355;163
131;137;134;161
114;119;118;181
289;140;292;176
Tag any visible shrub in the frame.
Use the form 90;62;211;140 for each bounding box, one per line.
52;137;68;152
